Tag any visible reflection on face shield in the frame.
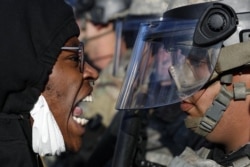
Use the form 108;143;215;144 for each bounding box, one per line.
169;47;213;98
116;19;222;110
153;44;173;85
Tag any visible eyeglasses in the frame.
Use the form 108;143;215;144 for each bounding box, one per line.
61;42;85;73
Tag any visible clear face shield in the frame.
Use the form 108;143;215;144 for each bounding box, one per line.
113;15;163;76
116;19;222;110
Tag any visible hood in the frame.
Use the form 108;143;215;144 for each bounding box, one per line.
0;0;79;113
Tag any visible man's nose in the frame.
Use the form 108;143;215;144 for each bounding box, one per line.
82;62;99;80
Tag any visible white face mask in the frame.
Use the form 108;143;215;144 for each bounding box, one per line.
30;95;65;156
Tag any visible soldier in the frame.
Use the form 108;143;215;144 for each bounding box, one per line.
70;0;132;127
116;0;250;166
76;0;169;128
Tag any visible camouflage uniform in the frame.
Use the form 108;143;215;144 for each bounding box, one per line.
168;144;250;167
168;147;222;167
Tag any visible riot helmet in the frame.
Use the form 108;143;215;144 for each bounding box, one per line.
74;0;132;24
116;1;250;111
111;0;169;76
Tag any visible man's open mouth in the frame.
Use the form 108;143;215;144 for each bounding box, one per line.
72;95;93;126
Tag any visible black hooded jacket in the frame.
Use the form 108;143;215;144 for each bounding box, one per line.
0;0;79;166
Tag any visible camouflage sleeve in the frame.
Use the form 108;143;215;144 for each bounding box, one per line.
168;147;222;167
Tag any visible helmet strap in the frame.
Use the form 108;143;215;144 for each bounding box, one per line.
185;73;250;136
198;84;233;136
185;84;233;136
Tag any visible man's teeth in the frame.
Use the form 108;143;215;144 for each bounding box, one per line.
82;95;92;102
73;116;89;126
73;95;92;126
